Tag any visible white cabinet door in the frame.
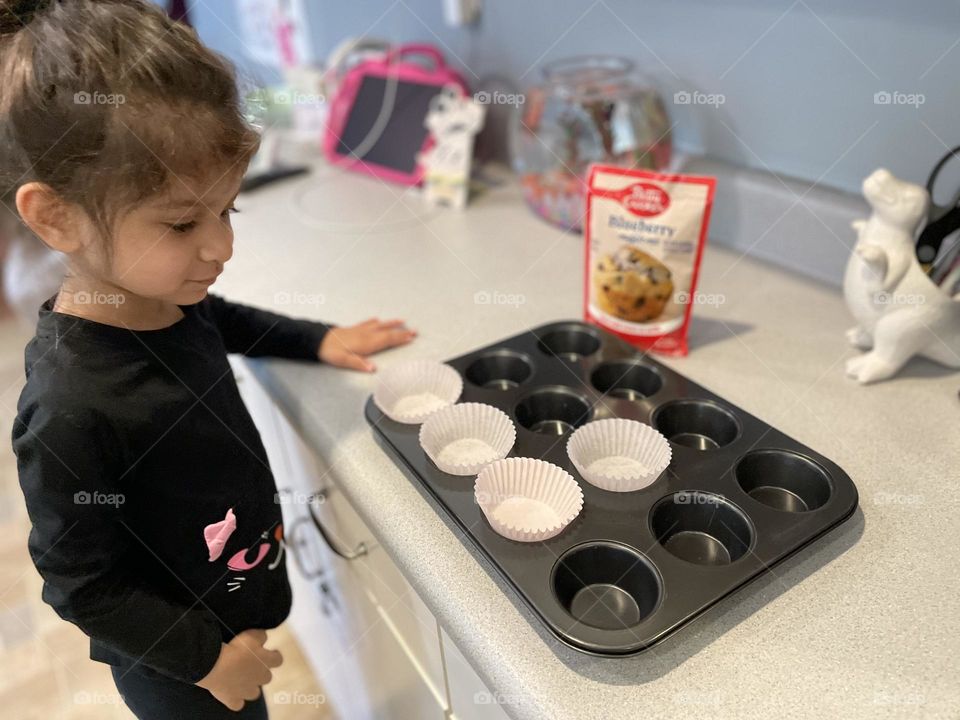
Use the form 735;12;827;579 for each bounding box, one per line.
234;359;364;717
237;363;446;720
321;477;448;706
277;470;363;718
284;486;444;720
298;472;447;720
333;566;447;720
266;392;448;707
355;553;448;710
442;629;514;720
237;361;516;720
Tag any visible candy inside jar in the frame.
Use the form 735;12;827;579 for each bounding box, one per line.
509;55;672;233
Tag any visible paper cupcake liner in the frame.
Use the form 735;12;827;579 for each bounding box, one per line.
374;360;463;424
567;418;671;492
475;458;583;542
419;403;516;475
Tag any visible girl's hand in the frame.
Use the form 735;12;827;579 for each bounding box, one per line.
196;629;283;711
318;318;417;372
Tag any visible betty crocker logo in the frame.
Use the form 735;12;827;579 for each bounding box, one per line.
615;182;670;217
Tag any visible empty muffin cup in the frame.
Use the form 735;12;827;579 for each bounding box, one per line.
373;360;463;424
552;541;662;630
465;350;533;390
650;492;754;566
515;387;593;435
567;419;671;492
475;458;584;542
736;449;833;512
652;399;740;450
537;325;601;361
591;360;663;401
418;403;516;476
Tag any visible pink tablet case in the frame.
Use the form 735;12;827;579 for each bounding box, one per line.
323;44;468;186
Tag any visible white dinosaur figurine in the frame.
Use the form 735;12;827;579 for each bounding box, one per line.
843;168;960;384
419;85;484;209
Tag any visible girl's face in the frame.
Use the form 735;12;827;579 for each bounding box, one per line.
106;169;244;305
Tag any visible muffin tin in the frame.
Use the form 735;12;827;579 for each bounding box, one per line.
364;320;859;656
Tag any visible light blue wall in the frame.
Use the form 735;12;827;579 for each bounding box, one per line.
186;0;960;195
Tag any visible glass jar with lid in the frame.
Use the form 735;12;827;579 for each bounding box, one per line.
509;55;672;232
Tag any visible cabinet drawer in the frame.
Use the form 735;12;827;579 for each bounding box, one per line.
356;545;447;707
279;496;364;718
234;359;449;718
314;475;448;707
442;629;514;720
345;578;448;720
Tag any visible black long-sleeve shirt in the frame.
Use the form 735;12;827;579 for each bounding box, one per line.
12;293;332;684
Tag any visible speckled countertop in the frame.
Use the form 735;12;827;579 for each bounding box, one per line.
216;157;960;720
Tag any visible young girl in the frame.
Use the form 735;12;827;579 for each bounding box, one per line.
2;1;416;717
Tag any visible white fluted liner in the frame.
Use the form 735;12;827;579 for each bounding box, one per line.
373;360;463;424
567;418;671;492
474;458;583;542
419;403;516;475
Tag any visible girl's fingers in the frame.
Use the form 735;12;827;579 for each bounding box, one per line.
394;329;417;345
381;325;415;339
244;629;267;644
333;322;415;357
242;683;265;701
261;647;284;668
359;318;408;332
371;329;416;352
339;352;375;372
219;695;245;712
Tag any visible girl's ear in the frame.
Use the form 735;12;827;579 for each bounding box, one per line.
15;182;92;253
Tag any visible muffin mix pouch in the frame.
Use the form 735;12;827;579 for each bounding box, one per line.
584;164;716;357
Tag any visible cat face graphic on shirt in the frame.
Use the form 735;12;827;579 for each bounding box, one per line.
203;507;284;592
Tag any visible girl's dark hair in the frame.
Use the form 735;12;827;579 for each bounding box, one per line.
0;0;260;238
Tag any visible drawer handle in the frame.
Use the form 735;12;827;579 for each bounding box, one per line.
307;492;368;561
287;517;326;580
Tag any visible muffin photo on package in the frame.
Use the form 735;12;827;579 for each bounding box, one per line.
583;165;716;356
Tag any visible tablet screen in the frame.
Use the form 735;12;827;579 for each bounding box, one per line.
335;75;441;175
